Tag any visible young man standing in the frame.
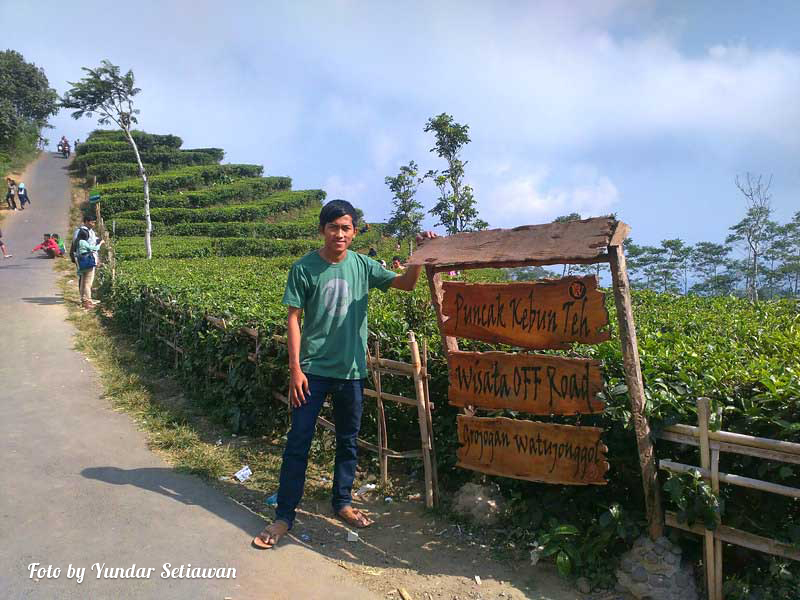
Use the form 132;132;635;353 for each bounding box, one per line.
253;200;435;549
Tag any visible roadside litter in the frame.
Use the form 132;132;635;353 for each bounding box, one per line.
355;483;376;497
233;465;252;482
347;530;359;542
265;493;278;507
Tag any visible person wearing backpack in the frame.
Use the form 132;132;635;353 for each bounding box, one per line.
71;214;98;264
17;182;30;209
74;228;103;309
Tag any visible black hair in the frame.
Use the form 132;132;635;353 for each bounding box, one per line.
77;228;90;242
83;214;96;224
319;199;358;229
392;255;402;262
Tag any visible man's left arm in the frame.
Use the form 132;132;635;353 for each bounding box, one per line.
389;264;424;291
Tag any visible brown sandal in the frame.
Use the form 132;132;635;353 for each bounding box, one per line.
336;506;374;528
252;521;289;549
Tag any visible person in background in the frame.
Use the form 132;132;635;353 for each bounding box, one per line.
391;256;405;271
74;139;79;150
71;214;100;301
74;228;103;309
0;228;12;258
367;247;377;258
6;178;18;210
52;233;66;256
31;234;61;258
17;182;30;210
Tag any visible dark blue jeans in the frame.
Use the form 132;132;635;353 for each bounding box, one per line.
275;373;364;529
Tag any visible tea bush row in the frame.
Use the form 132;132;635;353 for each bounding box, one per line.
100;177;293;216
112;233;387;261
87;162;163;183
111;212;319;238
93;164;264;196
73;148;221;175
75;140;130;156
113;189;325;225
87;129;183;150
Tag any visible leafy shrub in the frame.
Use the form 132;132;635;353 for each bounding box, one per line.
167;216;319;239
86;162;162;183
113;236;216;260
93;164;264;196
101;176;292;216
114;190;324;225
75;140;129;156
112;212;318;238
113;236;323;260
182;148;225;162
87;129;182;149
112;232;389;260
72;148;221;174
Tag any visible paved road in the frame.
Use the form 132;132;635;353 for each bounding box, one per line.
0;153;376;599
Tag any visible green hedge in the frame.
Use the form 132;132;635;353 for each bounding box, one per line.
113;236;323;261
93;164;264;196
72;148;221;174
112;214;318;238
86;163;163;183
75;140;130;156
182;148;225;162
112;233;390;261
114;190;324;225
101;177;292;216
113;236;216;260
87;129;183;150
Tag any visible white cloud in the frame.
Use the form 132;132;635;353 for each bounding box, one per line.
323;175;368;204
488;165;619;225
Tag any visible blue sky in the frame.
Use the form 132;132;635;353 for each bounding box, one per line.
2;0;798;248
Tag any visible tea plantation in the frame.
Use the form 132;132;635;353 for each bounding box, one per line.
82;130;799;597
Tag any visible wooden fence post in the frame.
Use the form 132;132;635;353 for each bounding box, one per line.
697;398;718;600
609;244;664;539
409;331;434;508
370;341;389;487
421;339;440;506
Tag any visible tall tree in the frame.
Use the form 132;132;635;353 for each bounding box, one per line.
385;160;425;255
691;241;732;295
661;238;692;294
61;61;154;259
0;50;58;154
424;113;487;234
726;173;775;302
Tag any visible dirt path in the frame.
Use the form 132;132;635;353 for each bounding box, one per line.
0;152;583;600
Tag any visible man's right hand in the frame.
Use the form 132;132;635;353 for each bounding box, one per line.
289;368;310;407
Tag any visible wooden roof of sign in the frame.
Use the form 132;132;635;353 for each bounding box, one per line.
408;217;630;269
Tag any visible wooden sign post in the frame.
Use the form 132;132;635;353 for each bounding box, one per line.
409;217;664;540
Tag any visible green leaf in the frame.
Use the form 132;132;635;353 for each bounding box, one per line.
556;551;572;577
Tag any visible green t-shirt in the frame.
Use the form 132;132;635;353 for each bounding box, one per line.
282;249;397;379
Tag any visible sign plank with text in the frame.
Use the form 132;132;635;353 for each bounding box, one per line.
448;351;604;414
457;415;610;485
441;276;610;349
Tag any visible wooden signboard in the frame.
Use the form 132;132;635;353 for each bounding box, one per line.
457;415;609;485
441;276;610;349
448;350;604;415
